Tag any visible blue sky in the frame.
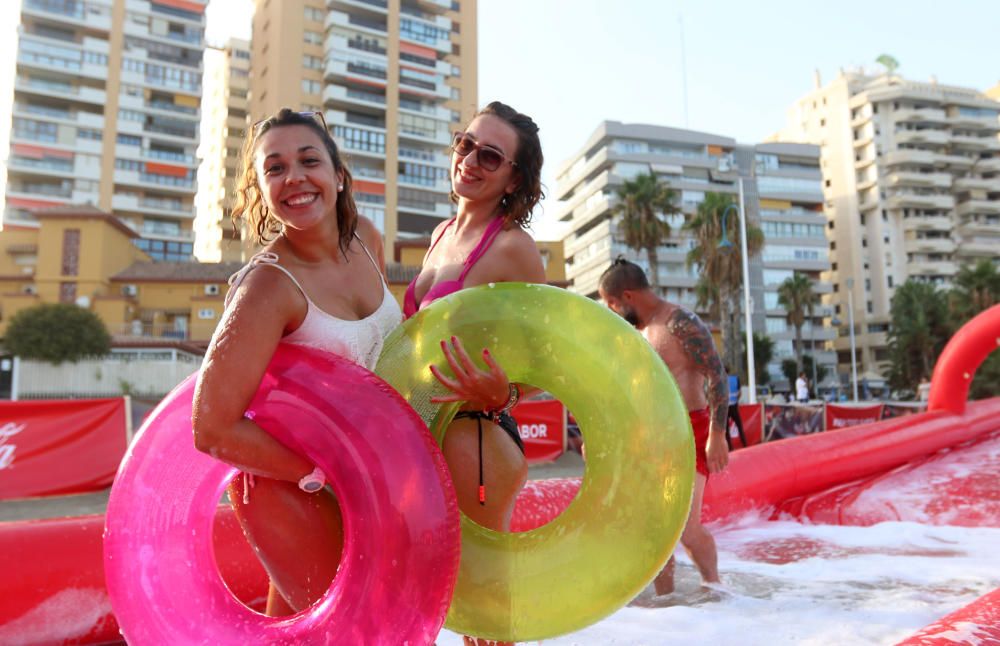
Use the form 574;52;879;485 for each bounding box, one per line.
208;0;1000;239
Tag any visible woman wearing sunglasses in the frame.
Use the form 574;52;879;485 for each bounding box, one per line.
404;100;547;646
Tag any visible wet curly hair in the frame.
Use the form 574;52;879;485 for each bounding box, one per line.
231;108;358;255
452;101;544;228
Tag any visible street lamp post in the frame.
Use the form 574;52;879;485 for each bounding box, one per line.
718;178;756;404
846;277;859;402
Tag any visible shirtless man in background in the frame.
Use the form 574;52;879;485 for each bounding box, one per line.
598;257;729;595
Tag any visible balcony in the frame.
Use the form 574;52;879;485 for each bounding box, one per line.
956;239;999;257
894;129;949;146
951;135;1000;151
934;153;975;169
958;219;1000;236
397;200;452;219
955;199;1000;216
883;149;936;167
326;10;387;34
323;84;386;109
953;176;997;191
23;0;113;30
975;158;1000;173
893;107;947;124
902;216;952;232
112;194;194;218
948;112;1000;130
398;124;450;146
907;261;959;276
886;192;955;210
903;238;956;254
885;171;951;189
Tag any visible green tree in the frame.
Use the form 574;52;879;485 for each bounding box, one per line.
801;354;828;395
781;358;799;389
4;303;111;364
777;272;819;372
948;259;1000;325
611;173;680;290
947;260;1000;399
886;280;950;392
876;54;900;75
686;192;764;370
744;332;774;386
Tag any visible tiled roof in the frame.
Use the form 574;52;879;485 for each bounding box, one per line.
32;204;139;238
111;261;244;283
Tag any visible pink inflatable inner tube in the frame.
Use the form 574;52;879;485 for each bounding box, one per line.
104;344;460;645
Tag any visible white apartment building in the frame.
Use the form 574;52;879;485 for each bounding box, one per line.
3;0;207;262
194;37;249;263
556;122;835;388
772;71;1000;377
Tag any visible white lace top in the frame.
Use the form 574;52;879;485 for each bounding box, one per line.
225;235;401;371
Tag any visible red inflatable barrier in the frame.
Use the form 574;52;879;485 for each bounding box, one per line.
0;508;267;644
896;586;1000;645
928;303;1000;415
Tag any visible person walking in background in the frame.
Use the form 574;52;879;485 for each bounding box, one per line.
795;372;809;403
599;257;729;596
726;366;747;449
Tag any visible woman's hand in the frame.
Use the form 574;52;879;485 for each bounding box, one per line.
430;336;510;411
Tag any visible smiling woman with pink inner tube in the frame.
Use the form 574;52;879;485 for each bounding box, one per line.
186;108;497;627
402;101;548;646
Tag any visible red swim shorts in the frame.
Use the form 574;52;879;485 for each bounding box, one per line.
689;407;710;478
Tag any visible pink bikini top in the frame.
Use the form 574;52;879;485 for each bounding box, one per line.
403;216;504;319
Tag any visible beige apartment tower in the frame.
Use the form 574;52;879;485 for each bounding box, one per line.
195;37;250;262
772;72;1000;382
3;0;208;263
248;0;477;255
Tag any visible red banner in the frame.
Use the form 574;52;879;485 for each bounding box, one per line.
511;399;566;464
825;403;885;430
729;403;763;449
0;398;128;500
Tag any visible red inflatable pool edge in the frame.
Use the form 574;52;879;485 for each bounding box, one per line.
895;586;1000;645
0;507;268;645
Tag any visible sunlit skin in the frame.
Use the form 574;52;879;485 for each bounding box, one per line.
412;113;546;646
192;123;392;614
599;285;729;594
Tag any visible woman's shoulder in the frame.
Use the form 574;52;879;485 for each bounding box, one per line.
493;222;546;281
355;214;381;244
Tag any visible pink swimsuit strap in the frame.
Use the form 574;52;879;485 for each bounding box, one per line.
404;217;504;319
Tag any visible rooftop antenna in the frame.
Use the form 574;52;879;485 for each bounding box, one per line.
679;13;689;128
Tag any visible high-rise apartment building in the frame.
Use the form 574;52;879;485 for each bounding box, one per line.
194;37;250;263
555;122;834;387
2;0;207;263
772;72;1000;377
248;0;477;255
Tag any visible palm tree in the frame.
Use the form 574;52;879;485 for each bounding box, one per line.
611;173;680;290
777;272;819;372
886;280;950;392
685;192;764;370
948;259;1000;325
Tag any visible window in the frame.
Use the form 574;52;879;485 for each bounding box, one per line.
304;30;322;44
304;6;324;21
865;278;871;291
302;55;323;70
888;276;894;288
301;79;321;94
198;308;215;320
61;229;80;276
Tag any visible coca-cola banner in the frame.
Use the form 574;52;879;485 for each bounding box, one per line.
764;403;824;441
825;403;885;430
0;398;128;500
510;399;566;464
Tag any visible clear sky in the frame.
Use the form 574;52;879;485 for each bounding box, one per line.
206;0;1000;239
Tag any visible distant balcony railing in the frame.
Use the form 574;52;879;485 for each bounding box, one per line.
25;0;85;19
114;323;190;340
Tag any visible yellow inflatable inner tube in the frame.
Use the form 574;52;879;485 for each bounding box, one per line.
376;283;694;641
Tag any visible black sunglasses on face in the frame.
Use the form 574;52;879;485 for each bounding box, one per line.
451;132;517;172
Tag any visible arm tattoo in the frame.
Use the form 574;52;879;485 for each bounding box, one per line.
666;308;728;434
